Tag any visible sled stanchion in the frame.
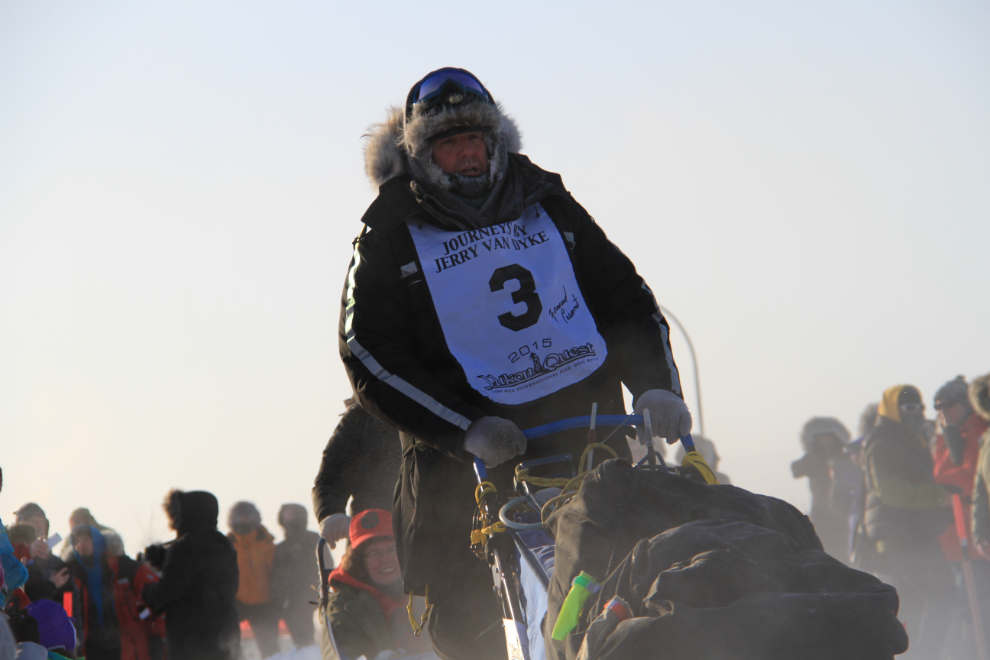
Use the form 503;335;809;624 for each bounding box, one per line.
585;403;598;473
474;455;488;481
471;452;528;660
317;538;348;660
953;493;990;660
643;409;659;470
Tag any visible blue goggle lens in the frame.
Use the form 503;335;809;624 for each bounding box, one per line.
415;70;487;104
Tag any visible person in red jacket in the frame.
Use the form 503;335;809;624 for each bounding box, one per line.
932;375;990;657
933;376;990;561
67;525;164;660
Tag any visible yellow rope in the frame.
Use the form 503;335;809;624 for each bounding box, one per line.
470;521;507;545
407;584;433;637
681;450;720;485
475;482;497;503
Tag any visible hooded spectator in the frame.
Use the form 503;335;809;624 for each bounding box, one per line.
62;509;115;561
66;525;118;659
142;489;241;660
67;524;163;660
791;417;857;558
312;398;402;550
271;504;320;649
227;501;278;658
323;509;432;659
863;384;955;659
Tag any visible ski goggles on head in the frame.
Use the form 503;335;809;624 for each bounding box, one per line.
406;67;493;117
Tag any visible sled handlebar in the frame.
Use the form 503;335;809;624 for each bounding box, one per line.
473;415;696;480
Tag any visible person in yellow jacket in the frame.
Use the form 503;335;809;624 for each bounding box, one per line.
862;385;955;659
228;501;278;658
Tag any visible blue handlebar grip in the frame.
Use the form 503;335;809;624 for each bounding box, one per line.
473;456;487;482
680;433;696;453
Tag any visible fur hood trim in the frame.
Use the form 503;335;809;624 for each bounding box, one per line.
363;101;522;190
970;372;990;421
800;416;851;451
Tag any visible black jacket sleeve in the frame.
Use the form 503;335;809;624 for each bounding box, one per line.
142;540;194;611
312;405;402;522
545;190;682;401
338;228;487;459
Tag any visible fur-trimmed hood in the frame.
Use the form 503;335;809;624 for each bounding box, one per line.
363;102;522;190
800;416;851;451
971;373;990;422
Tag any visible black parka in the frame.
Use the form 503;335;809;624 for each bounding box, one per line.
312;403;402;523
340;154;682;590
141;491;240;660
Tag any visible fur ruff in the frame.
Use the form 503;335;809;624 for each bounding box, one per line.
800;416;851;451
970;372;990;422
362;101;522;190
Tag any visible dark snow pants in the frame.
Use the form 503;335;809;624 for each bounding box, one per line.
427;566;508;660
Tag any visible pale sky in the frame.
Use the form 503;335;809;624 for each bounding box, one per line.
2;1;988;555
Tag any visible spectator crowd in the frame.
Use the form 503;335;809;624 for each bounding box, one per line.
3;371;990;660
792;373;990;659
0;482;323;660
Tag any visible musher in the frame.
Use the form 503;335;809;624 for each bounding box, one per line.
339;67;690;660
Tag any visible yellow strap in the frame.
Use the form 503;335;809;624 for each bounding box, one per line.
681;451;720;485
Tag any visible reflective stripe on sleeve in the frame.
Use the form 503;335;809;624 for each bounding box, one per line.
344;247;472;431
640;282;682;397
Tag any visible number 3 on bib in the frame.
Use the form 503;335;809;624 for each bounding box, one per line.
489;264;542;331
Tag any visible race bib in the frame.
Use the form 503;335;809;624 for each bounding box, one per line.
407;203;607;405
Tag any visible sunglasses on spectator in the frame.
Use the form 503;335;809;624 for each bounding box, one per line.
934;400;959;412
899;403;924;413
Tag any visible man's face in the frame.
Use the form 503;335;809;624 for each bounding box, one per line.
936;399;968;427
75;535;93;558
431;131;489;176
813;433;844;457
899;402;925;429
231;518;258;537
21;515;48;540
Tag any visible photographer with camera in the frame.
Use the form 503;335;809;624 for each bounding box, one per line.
142;490;240;660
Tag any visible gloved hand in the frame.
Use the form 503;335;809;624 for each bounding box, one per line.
464;417;527;468
634;389;692;443
319;513;351;550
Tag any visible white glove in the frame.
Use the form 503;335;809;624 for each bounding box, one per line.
319;513;351;550
464;417;527;468
634;389;692;443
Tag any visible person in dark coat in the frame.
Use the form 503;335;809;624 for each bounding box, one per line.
312;398;402;549
862;384;955;659
341;67;689;660
142;490;240;660
270;503;321;649
791;417;858;559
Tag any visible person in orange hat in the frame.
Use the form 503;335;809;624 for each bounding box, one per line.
322;509;433;660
